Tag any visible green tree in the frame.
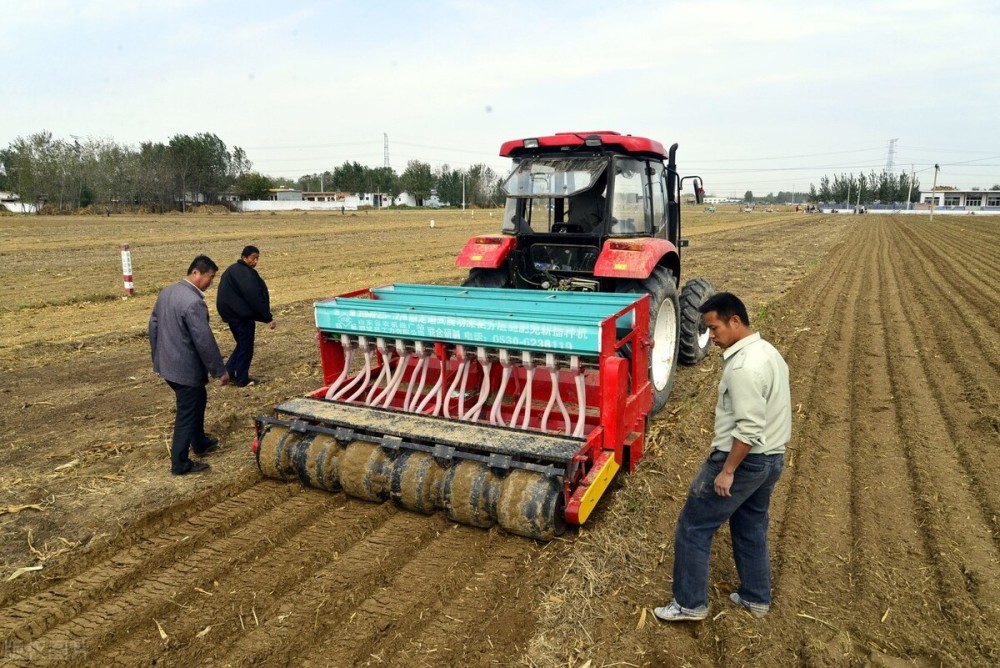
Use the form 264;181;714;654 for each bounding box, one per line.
367;166;400;199
744;190;753;203
400;160;434;202
331;161;367;194
233;172;274;200
168;132;232;207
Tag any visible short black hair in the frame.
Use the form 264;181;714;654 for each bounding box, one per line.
699;291;750;326
241;245;260;258
187;255;218;275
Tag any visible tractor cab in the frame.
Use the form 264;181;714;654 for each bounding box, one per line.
500;155;657;239
458;131;703;293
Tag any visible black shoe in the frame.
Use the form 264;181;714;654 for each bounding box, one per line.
193;437;219;456
172;460;211;476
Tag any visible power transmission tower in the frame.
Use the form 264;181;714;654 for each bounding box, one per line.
885;138;898;174
384;133;390;169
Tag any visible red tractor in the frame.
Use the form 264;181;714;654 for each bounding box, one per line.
253;131;715;540
456;131;715;411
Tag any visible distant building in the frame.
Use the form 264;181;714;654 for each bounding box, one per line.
0;190;37;213
918;189;1000;210
238;188;360;212
268;188;303;202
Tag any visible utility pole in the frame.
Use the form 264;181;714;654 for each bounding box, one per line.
462;172;466;210
905;164;914;210
929;163;940;222
846;181;851;213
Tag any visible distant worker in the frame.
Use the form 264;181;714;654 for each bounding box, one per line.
567;171;608;231
149;255;230;476
654;292;791;621
216;245;276;387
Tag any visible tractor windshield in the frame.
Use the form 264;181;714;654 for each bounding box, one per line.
501;157;608;198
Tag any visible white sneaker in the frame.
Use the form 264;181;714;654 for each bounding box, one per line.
653;599;709;622
729;592;769;618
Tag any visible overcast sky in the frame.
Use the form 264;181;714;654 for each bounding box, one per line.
3;0;998;196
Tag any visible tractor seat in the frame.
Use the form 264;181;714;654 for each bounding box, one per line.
551;223;586;234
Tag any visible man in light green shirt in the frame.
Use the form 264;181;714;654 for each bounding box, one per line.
655;292;791;622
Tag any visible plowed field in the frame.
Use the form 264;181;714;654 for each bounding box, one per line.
1;209;997;667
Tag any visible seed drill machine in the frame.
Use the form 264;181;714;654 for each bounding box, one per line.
253;131;715;540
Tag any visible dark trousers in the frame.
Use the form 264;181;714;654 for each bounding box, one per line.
673;450;785;608
225;319;256;386
166;380;208;471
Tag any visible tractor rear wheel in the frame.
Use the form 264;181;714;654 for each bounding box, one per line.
616;267;680;413
679;278;716;365
461;268;509;288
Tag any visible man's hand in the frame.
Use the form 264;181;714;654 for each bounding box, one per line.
714;470;735;496
268;320;277;330
218;371;231;386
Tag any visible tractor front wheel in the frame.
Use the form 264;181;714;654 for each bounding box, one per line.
679;278;716;365
616;267;680;413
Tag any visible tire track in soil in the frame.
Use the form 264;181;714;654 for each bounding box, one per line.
878;219;1000;661
0;482;354;667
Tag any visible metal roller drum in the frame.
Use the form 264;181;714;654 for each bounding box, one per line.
257;421;567;540
496;469;566;541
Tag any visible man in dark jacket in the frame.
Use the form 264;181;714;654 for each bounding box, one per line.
216;245;276;387
149;255;230;475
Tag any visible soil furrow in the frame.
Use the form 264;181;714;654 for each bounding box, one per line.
91;498;399;667
0;481;298;641
370;538;547;667
299;527;509;667
717;221;866;665
0;486;348;666
879;221;1000;661
912;219;1000;285
887;223;1000;548
204;514;508;667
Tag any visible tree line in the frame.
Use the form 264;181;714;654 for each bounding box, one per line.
808;170;923;205
289;160;503;208
0;131;504;212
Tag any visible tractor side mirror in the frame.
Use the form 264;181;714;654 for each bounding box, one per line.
693;178;705;205
680;175;706;205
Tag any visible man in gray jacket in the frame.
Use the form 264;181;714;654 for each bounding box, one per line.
149;256;230;475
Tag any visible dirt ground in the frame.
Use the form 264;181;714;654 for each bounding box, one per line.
0;208;997;667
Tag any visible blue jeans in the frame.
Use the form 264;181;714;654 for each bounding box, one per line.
225;319;256;386
672;449;784;609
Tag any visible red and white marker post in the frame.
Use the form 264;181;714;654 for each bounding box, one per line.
120;243;135;296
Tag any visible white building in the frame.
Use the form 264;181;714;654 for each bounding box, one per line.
918;189;1000;210
0;191;37;213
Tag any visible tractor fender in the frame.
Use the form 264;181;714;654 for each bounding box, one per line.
593;238;679;280
455;235;516;269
